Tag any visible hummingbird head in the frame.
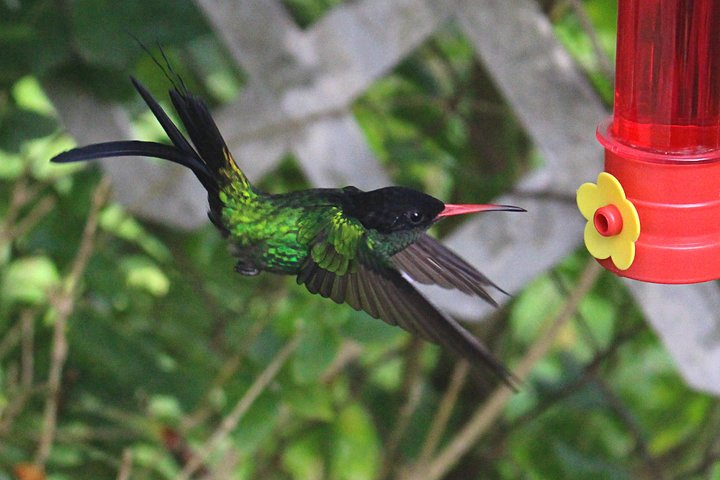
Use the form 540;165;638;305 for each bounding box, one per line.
345;186;524;234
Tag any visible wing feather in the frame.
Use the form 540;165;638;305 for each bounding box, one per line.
391;234;506;306
297;255;515;387
331;272;348;305
356;271;380;318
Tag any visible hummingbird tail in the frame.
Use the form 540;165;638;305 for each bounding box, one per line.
51;77;255;234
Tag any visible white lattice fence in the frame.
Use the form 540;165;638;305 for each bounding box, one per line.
45;0;720;395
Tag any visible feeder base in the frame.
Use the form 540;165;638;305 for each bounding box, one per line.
598;121;720;284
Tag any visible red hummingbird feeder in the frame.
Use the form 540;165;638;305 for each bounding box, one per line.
577;0;720;284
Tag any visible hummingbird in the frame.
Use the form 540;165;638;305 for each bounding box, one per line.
51;77;525;387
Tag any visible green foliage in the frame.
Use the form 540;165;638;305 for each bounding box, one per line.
330;403;381;480
2;256;60;306
70;0;208;69
283;0;346;28
293;324;342;384
0;107;57;153
552;0;618;105
0;1;718;479
0;0;70;85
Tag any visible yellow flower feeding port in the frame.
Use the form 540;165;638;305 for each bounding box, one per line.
576;172;640;271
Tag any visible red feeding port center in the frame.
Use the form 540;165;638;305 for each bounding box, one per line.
587;0;720;283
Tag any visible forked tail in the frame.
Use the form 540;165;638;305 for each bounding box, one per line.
51;77;254;233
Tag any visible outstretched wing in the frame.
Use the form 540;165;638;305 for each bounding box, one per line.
391;234;508;306
295;211;514;386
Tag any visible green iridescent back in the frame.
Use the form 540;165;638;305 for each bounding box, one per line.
219;182;424;276
220;188;358;274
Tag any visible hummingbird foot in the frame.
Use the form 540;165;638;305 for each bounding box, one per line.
234;261;260;276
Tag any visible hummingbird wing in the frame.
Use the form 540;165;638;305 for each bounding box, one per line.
295;212;515;387
390;234;507;307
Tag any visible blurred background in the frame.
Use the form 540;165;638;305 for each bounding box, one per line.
1;0;719;479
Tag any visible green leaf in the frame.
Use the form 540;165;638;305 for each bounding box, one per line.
147;394;183;422
282;427;328;480
555;441;630;480
340;311;404;345
509;275;563;344
13;76;55;115
132;443;178;478
51;63;135;102
120;255;170;296
233;393;281;453
578;292;615;348
0;365;6;412
48;444;84;468
330;403;380;480
0;107;57;152
99;204;171;262
282;0;345;28
71;0;209;68
292;323;341;383
2;256;60;305
0;3;71;84
284;384;334;421
0;151;25;179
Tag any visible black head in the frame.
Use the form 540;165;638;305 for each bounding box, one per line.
342;186;526;235
344;186;444;234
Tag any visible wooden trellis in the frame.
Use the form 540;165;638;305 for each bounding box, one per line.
45;0;720;395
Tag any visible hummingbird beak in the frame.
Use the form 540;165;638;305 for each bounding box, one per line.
436;203;526;218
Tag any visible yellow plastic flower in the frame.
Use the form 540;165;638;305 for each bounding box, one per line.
576;172;640;270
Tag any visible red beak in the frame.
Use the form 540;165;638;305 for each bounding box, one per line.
436;203;526;218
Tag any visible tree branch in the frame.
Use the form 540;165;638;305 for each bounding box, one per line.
34;177;111;468
416;361;470;466
177;334;300;480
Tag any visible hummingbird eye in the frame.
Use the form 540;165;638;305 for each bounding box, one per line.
407;210;424;224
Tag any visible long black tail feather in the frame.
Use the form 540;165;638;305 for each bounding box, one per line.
50;77;239;193
129;77;196;157
51;140;215;191
168;88;229;177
